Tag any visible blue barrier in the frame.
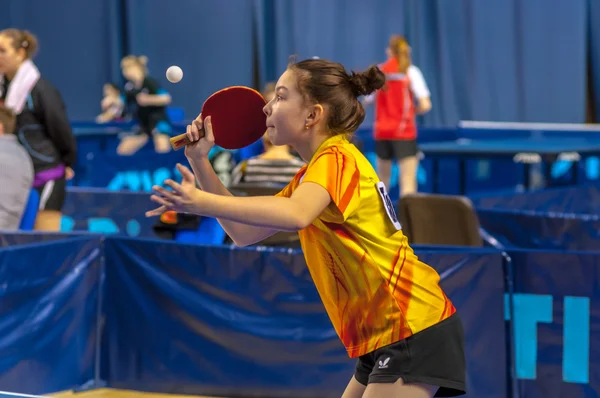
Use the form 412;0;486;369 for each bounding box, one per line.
0;236;506;397
56;182;600;244
61;188;157;238
102;241;507;397
0;231;92;247
59;188;227;241
472;183;600;214
473;184;600;251
418;250;507;398
1;235;599;397
0;237;103;394
102;239;353;397
477;209;600;251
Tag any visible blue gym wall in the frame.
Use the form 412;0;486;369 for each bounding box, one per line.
3;0;600;126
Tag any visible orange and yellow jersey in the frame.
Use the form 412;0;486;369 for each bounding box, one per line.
276;134;455;358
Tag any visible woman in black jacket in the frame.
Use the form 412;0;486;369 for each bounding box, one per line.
0;29;76;231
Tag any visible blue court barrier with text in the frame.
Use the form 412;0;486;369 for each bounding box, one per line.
505;250;600;398
4;235;600;397
505;294;589;384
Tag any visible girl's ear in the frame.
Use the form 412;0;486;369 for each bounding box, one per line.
305;103;324;129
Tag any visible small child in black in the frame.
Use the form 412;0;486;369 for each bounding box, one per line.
118;55;172;155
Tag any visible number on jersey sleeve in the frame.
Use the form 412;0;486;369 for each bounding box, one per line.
376;181;402;230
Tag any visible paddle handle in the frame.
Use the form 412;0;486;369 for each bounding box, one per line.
169;129;206;151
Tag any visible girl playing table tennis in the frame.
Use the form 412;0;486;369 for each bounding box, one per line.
147;58;465;398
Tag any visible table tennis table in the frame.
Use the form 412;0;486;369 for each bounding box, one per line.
419;137;600;194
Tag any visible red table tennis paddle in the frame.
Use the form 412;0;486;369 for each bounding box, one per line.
170;86;267;151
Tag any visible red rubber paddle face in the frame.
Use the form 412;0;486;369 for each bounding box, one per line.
201;86;267;150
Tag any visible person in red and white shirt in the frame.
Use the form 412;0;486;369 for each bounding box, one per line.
364;35;431;196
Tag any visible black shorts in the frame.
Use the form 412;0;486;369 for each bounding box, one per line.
375;139;418;161
354;313;466;397
35;177;66;211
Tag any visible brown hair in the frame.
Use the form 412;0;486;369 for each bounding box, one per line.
0;29;39;59
120;55;149;73
0;106;17;134
288;58;385;135
388;35;411;74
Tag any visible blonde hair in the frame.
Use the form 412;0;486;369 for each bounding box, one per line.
388;35;411;74
120;55;149;74
0;106;17;134
0;29;39;59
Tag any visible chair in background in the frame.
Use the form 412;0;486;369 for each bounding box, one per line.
229;183;284;197
398;193;483;247
19;189;40;231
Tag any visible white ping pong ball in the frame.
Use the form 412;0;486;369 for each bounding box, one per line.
166;65;183;83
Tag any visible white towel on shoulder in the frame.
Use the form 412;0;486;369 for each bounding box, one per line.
0;59;41;114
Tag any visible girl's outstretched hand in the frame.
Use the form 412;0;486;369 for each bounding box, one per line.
146;163;203;217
